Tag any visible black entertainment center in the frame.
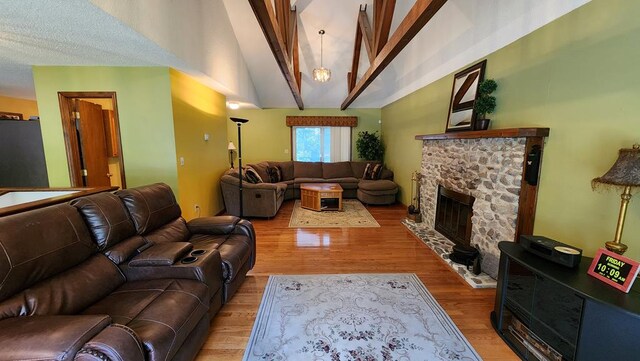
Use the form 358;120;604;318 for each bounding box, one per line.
492;242;640;360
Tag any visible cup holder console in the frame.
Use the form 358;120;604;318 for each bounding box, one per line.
190;250;206;256
181;256;198;264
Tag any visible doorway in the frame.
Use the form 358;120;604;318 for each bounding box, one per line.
58;92;126;189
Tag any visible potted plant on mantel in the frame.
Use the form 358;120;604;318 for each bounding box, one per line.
356;131;384;161
473;79;497;130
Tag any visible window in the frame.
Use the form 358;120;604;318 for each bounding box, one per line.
292;126;351;162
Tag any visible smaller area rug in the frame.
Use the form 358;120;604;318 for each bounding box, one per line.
289;199;380;228
243;274;481;361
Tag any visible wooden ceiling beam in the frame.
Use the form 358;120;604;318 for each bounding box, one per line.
374;0;383;31
250;0;303;109
341;0;447;110
358;7;375;64
374;0;395;55
287;7;297;62
348;6;364;92
291;9;301;91
275;0;290;48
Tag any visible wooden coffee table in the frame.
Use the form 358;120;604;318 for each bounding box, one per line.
300;183;343;211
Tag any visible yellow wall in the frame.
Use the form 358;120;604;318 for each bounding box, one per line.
170;69;229;219
227;108;381;164
32;66;179;192
382;0;640;259
0;95;39;118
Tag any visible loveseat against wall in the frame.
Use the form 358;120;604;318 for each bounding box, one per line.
0;183;255;361
220;161;399;218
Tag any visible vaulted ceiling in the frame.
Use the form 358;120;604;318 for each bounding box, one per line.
0;0;589;109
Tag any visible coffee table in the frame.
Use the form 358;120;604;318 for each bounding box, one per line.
300;183;343;211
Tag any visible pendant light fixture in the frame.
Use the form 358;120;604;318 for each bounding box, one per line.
312;30;331;82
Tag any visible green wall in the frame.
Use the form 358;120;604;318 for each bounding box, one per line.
382;0;640;259
33;66;179;191
227;108;381;164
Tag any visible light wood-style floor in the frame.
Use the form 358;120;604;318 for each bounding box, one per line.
196;201;518;360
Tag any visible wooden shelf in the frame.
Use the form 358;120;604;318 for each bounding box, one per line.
415;127;549;140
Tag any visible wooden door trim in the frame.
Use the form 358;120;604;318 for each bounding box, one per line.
58;94;83;186
57;92;127;188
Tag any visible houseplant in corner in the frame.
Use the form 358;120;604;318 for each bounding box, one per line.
473;79;497;130
356;131;384;161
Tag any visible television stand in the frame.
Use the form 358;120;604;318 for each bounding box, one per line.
492;242;640;360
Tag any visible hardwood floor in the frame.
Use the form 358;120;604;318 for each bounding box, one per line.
196;201;518;360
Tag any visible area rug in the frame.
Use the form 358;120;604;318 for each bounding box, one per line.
289;199;380;228
243;274;481;361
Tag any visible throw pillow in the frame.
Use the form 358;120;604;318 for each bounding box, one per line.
371;164;383;180
245;166;263;184
363;163;383;180
362;163;372;180
267;165;282;183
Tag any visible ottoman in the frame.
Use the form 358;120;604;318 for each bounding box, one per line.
357;179;398;205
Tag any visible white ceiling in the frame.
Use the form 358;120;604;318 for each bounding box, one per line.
0;0;589;109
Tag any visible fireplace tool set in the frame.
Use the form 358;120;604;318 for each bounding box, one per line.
407;171;422;222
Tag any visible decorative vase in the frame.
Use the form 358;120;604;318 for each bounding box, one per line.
474;119;490;130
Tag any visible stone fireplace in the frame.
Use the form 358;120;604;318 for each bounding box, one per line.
414;128;549;280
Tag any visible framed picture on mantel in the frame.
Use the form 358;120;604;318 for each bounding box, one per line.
445;60;486;132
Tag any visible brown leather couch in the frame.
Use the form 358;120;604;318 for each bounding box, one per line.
220;161;398;217
0;183;255;361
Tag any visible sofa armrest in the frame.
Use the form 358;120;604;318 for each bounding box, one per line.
187;216;256;269
233;219;257;269
0;315;111;360
233;219;256;240
187;216;240;235
244;182;281;189
121;248;224;300
221;174;281;189
128;242;193;266
380;168;394;180
76;324;145;361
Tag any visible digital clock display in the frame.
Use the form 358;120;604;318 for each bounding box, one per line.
593;253;633;285
588;248;640;293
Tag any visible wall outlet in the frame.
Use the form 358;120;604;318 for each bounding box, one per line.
194;204;200;217
179;157;185;166
284;149;289;154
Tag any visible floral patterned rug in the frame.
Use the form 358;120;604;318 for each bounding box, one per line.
243;274;481;361
289;200;380;228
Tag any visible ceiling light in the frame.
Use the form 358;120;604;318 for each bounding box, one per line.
228;101;240;110
313;30;331;83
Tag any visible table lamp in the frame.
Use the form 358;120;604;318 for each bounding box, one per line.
592;144;640;254
227;141;236;168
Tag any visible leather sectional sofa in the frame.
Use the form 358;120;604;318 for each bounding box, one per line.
220;161;399;217
0;183;255;361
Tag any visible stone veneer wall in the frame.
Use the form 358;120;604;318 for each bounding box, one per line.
420;137;526;278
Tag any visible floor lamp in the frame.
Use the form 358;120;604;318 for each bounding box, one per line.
230;117;249;218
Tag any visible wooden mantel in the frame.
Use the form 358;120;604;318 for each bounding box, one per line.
415;127;549;141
